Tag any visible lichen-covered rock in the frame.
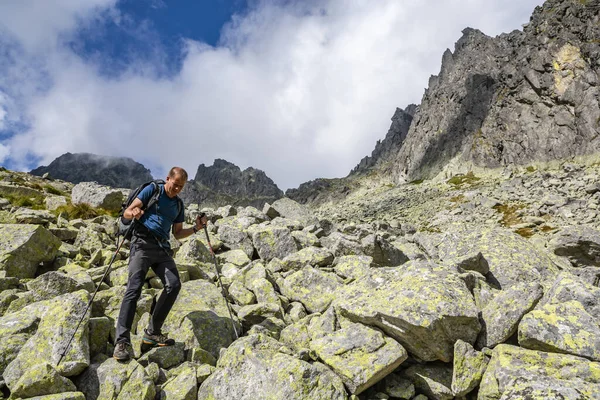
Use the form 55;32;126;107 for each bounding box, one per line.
186;348;216;366
0;332;29;375
3;290;91;389
73;357;106;400
279;315;319;352
336;261;480;362
541;272;600;320
71;181;124;211
548;225;600;267
415;225;559;289
476;282;543;348
451;339;489;396
138;342;185;369
216;248;251;267
228;280;257;306
89;317;111;357
217;224;254;257
14;208;57;225
286;302;308;323
321;232;364;258
404;363;454;400
246;316;286;339
45;195;68;211
26;271;80;301
24;392;87;399
238;302;283;328
478;344;600;399
280;246;334;271
246;277;280;305
161;280;239;358
333;255;375;281
281;266;344;313
73;226;110;256
444;251;490;275
291;229;320;248
96;358;156;400
160;362;197;400
58;264;95;293
310;322;407;395
374;373;415;400
175;236;213;264
10;362;76;399
0;224;62;279
251;226;298;261
269;197;318;227
215;215;259;231
237;206;269;222
197;334;348;400
518;300;600;361
360;234;409;267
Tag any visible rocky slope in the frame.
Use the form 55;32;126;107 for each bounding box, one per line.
1;154;600;399
30;153;154;189
180;159;283;209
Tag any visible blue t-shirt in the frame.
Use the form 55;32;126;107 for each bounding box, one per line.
137;184;184;242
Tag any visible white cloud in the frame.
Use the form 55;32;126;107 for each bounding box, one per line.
0;0;545;189
0;0;117;52
0;144;9;164
0;93;6;130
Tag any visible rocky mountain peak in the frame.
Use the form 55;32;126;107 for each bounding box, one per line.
180;159;283;208
30;152;153;189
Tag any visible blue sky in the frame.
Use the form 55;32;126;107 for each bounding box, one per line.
71;0;246;78
0;0;545;189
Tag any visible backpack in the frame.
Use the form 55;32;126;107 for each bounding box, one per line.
116;179;182;241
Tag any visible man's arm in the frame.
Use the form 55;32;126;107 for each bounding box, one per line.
172;214;208;239
124;198;144;220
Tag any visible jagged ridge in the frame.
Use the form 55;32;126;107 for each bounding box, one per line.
180;159;283;208
30;152;153;189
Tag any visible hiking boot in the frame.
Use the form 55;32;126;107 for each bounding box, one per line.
113;341;132;361
142;329;175;347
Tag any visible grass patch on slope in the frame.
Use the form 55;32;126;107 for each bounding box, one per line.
447;172;481;187
53;203;115;220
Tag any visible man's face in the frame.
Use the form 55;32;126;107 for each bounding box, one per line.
165;173;186;197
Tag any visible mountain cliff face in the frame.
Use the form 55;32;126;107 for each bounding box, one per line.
351;105;417;175
30;153;153;189
180;159;283;208
383;0;600;182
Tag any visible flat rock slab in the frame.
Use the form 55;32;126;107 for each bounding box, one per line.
0;224;62;278
310;322;407;395
197;334;348;400
336;261;480;362
478;344;600;399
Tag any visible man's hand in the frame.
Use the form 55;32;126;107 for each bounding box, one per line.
195;213;208;230
125;198;144;220
130;207;144;220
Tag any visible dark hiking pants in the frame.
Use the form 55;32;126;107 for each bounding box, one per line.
115;234;181;344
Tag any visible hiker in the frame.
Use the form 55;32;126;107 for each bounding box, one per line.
113;166;208;361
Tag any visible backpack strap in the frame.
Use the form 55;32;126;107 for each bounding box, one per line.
143;181;163;211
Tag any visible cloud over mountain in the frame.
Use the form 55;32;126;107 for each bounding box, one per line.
0;0;543;189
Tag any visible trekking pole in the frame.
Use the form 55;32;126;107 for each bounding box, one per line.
203;225;240;340
57;224;133;366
